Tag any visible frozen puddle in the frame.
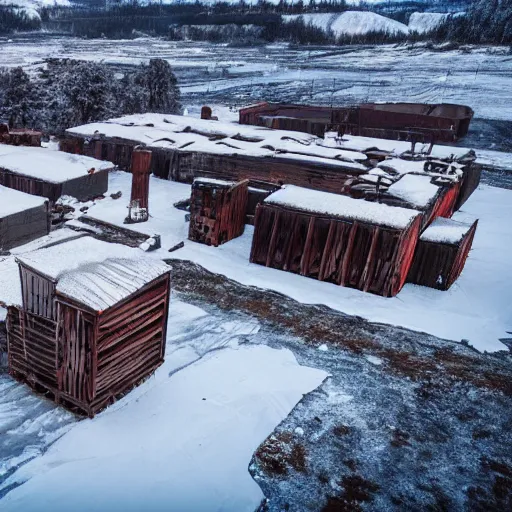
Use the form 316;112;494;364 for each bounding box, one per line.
0;300;327;511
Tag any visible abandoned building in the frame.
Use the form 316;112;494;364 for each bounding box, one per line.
239;102;474;143
189;178;248;246
0;145;113;202
7;236;171;417
0;185;50;251
250;185;422;297
62;114;480;213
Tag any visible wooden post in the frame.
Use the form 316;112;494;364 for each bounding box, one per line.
128;149;152;223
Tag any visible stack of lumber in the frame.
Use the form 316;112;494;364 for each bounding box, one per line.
250;185;422;297
189;178;248;247
407;217;478;290
7;237;171;417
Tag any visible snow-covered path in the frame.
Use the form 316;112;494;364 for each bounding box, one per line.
0;299;327;511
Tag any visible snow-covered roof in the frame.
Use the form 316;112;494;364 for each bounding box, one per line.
193;177;237;187
325;133;474;161
420;217;475;245
264;184;420;229
0;184;47;218
16;237;170;311
0;145;114;184
66;113;368;168
386;174;440;208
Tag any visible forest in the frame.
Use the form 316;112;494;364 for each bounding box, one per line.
0;58;181;134
0;0;511;44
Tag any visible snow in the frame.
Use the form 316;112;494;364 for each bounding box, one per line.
16;237;170;311
283;11;409;37
386;174;440;208
408;13;449;35
327;133;474;161
420;217;473;245
66;113;367;167
0;326;327;512
0;146;114;184
0;185;47;218
194;177;236;187
66;170;512;353
264;184;420;229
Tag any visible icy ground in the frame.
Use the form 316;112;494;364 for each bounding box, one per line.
67;171;512;353
1;36;512;149
0;298;327;510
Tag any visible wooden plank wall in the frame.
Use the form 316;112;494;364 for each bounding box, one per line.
159;150;366;195
91;273;170;415
19;265;56;320
250;204;421;297
189;181;248;247
407;220;478;290
0;169;62;202
7;306;59;391
8;265;170;417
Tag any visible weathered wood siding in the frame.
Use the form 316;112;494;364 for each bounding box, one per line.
19;264;56;320
0;202;50;251
8;265;170;417
154;150;366;195
92;273;170;414
189;180;248;247
407;220;478;290
250;203;421;297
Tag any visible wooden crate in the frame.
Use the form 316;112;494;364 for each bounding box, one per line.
407;218;478;290
250;185;422;297
189;178;248;247
7;237;171;417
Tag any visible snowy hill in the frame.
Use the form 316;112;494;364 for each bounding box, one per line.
283;11;409;37
0;0;70;19
408;11;465;34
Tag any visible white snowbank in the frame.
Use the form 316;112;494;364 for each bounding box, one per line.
283;11;409;37
0;338;327;512
60;171;512;353
265;184;420;229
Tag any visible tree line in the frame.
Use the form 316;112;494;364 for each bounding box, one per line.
0;58;181;135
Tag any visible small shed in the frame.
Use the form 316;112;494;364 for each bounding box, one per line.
250;185;422;297
7;237;171;416
407;217;478;290
0;145;113;202
0;185;50;251
189;178;248;247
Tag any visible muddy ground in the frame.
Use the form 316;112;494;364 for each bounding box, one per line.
169;259;512;512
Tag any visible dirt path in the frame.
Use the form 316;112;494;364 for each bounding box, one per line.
170;259;512;512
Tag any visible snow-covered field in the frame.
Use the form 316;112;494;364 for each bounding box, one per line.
0;298;327;510
1;37;512;127
40;170;509;354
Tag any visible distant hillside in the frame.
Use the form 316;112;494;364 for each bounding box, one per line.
283;11;409;37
